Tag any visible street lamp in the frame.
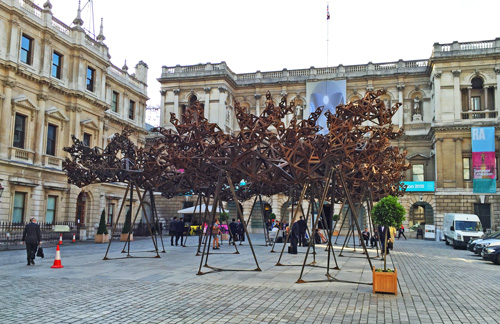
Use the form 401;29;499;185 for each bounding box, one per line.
0;182;4;198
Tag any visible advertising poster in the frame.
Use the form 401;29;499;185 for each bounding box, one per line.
306;81;346;135
471;127;496;193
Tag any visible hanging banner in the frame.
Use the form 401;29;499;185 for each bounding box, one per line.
472;127;496;193
306;81;346;135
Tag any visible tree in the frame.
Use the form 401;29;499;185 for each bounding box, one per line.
371;195;406;271
122;210;132;234
97;209;108;235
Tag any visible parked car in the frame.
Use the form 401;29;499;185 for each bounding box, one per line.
475;238;500;256
468;230;500;252
483;244;500;265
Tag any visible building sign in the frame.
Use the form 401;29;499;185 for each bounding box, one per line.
472;127;496;193
306;81;346;135
403;181;435;192
424;225;436;240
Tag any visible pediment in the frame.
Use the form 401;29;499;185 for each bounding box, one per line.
407;153;429;160
45;106;69;122
80;119;99;130
12;95;38;112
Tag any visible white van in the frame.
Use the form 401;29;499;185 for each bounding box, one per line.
443;213;484;249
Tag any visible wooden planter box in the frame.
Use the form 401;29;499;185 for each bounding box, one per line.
120;233;134;242
372;266;398;295
94;234;109;243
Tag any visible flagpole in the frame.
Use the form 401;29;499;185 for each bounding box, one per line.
326;2;330;67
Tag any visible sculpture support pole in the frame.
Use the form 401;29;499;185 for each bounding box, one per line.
104;182;131;260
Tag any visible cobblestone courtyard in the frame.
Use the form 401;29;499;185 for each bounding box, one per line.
1;235;499;324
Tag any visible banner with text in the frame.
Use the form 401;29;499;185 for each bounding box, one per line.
472;127;496;193
306;81;346;135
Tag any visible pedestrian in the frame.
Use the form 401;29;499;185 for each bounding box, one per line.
175;217;185;246
361;228;370;247
229;218;238;245
22;217;41;266
237;218;245;245
289;221;299;254
398;225;407;240
370;232;378;248
378;225;389;256
297;216;307;247
169;217;178;246
212;219;220;249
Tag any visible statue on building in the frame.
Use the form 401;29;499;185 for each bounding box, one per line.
413;96;422;121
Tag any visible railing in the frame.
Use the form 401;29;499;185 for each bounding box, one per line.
316;67;338;75
289;69;310;77
461;110;498;120
14;148;29;160
47;156;60;166
406;60;428;68
460;41;494;50
345;65;366;72
85;35;100;48
375;63;397;70
262;71;283;79
0;221;79;248
19;0;41;18
51;17;70;36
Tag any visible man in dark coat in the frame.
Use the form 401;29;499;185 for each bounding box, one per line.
229;218;238;245
297;216;307;247
289;221;300;254
169;217;178;246
22;217;41;265
175;217;186;246
378;225;389;256
237;219;245;245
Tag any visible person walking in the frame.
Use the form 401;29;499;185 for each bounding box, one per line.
398;225;407;240
237;219;245;245
229;218;238;245
22;217;41;266
378;225;389;256
169;217;178;246
212;219;221;249
175;217;185;246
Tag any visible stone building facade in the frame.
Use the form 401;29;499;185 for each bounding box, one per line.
0;0;149;239
157;38;500;235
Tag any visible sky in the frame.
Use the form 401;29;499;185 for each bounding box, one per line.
45;0;500;111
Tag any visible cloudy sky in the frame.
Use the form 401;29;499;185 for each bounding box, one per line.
45;0;500;109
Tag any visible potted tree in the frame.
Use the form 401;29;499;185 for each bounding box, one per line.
120;210;134;242
94;209;109;243
371;195;406;295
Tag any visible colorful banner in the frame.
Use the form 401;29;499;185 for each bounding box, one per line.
403;181;435;192
472;127;496;193
306;81;346;135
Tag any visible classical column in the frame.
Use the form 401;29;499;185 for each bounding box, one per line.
159;90;166;127
433;72;442;121
204;87;211;121
173;89;180;118
218;87;228;128
454;137;464;188
41;38;52;77
467;87;472;111
495;67;500;112
7;19;20;62
452;70;461;120
0;81;15;159
396;84;405;127
34;93;48;165
254;94;261;116
484;86;489;110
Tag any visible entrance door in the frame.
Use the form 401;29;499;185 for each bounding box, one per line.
474;203;491;229
75;192;87;226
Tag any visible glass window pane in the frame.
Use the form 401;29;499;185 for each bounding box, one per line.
13;192;25;223
46;196;56;224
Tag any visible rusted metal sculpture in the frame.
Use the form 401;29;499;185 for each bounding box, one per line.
63;89;409;280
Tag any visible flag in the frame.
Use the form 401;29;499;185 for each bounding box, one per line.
327;4;330;20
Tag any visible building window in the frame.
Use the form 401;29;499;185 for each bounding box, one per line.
471;96;481;111
107;203;114;225
46;124;57;156
13;114;26;149
46;196;57;224
52;51;62;79
111;91;119;112
463;157;471;181
86;67;95;92
20;34;33;65
83;133;91;147
129;100;135;120
412;164;424;181
13;192;26;223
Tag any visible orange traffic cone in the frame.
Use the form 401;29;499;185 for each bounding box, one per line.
51;245;64;268
58;234;63;245
72;234;76;243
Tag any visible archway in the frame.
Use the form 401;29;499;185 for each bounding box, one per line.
408;201;434;232
75;191;87;226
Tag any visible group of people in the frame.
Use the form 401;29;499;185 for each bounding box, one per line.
169;217;186;246
359;225;407;256
228;218;245;246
